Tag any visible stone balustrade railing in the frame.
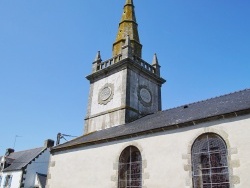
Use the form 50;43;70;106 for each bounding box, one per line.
96;54;122;71
133;56;156;74
95;54;156;75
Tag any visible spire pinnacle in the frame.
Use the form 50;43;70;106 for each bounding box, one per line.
94;51;102;61
125;0;133;5
122;35;133;59
124;34;131;47
152;53;159;65
113;0;142;58
152;53;161;76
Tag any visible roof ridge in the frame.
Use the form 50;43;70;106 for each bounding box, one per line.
8;146;45;155
161;88;250;113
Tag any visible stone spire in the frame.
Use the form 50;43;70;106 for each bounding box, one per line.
113;0;142;58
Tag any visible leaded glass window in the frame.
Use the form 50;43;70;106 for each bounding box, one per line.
192;134;230;188
118;146;142;188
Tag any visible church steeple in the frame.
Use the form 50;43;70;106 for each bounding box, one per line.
113;0;142;58
85;0;165;134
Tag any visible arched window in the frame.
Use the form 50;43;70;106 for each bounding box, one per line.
118;146;142;188
192;133;230;188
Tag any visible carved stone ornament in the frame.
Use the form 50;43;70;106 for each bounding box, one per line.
138;85;152;107
98;83;114;105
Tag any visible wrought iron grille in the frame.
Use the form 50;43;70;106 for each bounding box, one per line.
118;146;142;188
192;134;230;188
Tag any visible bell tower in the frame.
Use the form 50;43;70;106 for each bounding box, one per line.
84;0;166;134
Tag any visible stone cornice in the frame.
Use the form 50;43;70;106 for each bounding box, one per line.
86;57;166;85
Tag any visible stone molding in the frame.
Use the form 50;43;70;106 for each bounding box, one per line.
85;105;139;121
98;83;114;105
137;85;152;107
86;58;165;85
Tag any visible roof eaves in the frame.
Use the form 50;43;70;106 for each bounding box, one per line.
3;147;47;172
21;147;47;170
52;108;250;153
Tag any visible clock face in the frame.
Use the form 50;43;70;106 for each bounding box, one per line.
98;83;114;105
138;85;152;107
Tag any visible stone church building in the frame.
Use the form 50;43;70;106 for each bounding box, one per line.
47;0;250;187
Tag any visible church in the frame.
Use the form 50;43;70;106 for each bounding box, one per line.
46;0;250;187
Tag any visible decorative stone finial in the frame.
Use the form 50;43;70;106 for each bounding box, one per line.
152;53;161;76
125;0;133;5
94;51;102;62
92;51;102;73
152;53;159;65
124;34;131;47
122;35;133;59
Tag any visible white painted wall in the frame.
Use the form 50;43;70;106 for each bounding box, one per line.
90;70;126;116
85;69;127;132
47;114;250;188
0;171;22;188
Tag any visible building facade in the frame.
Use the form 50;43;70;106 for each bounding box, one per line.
47;0;250;188
0;140;54;188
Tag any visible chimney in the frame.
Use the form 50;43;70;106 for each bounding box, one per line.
44;139;55;148
5;148;14;156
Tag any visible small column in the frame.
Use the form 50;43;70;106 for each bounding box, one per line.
121;35;133;59
92;51;102;73
152;53;161;76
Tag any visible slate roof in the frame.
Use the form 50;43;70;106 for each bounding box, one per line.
37;173;47;188
53;88;250;152
2;147;46;172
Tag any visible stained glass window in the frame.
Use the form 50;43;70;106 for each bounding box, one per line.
192;134;230;188
118;146;142;188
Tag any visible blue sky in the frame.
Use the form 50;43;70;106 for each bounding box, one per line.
0;0;249;155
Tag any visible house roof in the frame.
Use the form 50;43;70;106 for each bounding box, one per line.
52;88;250;152
2;147;46;172
37;173;47;188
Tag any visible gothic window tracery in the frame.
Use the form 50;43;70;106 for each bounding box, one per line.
118;146;142;188
192;133;230;188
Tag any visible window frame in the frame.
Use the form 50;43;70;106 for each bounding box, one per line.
191;133;230;188
118;146;142;188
